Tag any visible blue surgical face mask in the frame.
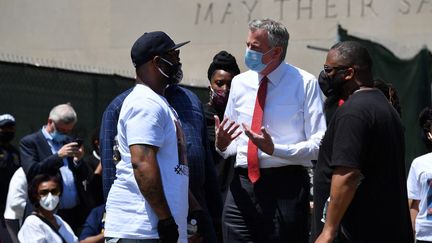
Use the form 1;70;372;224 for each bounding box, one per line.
51;124;67;144
244;48;274;73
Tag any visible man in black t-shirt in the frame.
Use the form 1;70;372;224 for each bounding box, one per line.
311;41;413;243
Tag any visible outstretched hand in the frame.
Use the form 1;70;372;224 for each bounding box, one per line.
214;115;242;151
242;123;274;155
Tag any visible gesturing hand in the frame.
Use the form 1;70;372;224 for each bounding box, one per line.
242;123;274;155
214;116;242;151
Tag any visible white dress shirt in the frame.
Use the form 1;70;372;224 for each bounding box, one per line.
4;167;27;221
220;62;326;168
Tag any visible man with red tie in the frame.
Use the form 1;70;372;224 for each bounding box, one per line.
215;18;326;243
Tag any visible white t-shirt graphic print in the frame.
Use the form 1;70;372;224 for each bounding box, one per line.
407;152;432;241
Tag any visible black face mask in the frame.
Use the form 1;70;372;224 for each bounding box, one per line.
318;70;345;98
158;57;183;85
0;131;14;143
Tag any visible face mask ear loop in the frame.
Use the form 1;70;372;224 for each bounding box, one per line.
158;67;169;78
156;57;172;78
388;87;395;106
262;47;274;56
160;57;174;66
427;131;432;142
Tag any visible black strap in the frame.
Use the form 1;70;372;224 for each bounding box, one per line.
34;214;67;243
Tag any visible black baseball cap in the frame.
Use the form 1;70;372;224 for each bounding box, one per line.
0;114;15;127
131;31;190;68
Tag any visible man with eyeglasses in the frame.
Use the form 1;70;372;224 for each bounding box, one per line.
311;41;413;243
20;103;94;233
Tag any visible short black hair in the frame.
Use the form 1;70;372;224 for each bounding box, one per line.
419;107;432;150
28;174;62;207
331;41;373;71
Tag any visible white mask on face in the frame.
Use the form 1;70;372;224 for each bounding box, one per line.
39;193;60;211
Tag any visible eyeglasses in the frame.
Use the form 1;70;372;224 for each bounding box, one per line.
39;188;61;196
323;65;349;74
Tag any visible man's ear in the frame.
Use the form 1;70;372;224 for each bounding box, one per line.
152;56;160;66
273;46;283;60
47;118;54;127
344;67;355;80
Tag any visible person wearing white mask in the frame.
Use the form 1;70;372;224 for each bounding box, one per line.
20;103;96;233
18;174;78;243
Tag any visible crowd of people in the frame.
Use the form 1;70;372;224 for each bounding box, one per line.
0;18;430;243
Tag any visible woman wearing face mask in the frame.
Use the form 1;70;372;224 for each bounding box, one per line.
203;50;240;242
205;51;240;134
204;52;240;194
18;174;78;243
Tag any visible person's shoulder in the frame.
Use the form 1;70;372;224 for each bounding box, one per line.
179;86;198;99
285;63;316;81
124;85;156;104
106;88;134;109
412;152;432;166
234;70;255;79
20;130;41;144
332;100;365;122
22;214;41;224
232;70;256;86
168;85;200;103
122;87;167;115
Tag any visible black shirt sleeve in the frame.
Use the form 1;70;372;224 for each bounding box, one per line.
331;113;368;170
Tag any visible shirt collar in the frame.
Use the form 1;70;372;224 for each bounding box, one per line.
258;61;285;86
41;125;53;141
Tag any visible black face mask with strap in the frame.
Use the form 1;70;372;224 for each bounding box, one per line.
158;57;183;85
318;70;344;97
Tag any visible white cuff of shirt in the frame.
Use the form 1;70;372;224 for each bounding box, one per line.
216;145;235;159
273;144;293;158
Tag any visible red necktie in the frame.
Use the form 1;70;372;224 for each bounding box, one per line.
247;76;268;183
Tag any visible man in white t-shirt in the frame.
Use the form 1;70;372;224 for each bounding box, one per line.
104;31;190;243
407;107;432;243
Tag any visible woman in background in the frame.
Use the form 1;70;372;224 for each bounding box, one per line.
18;174;77;243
